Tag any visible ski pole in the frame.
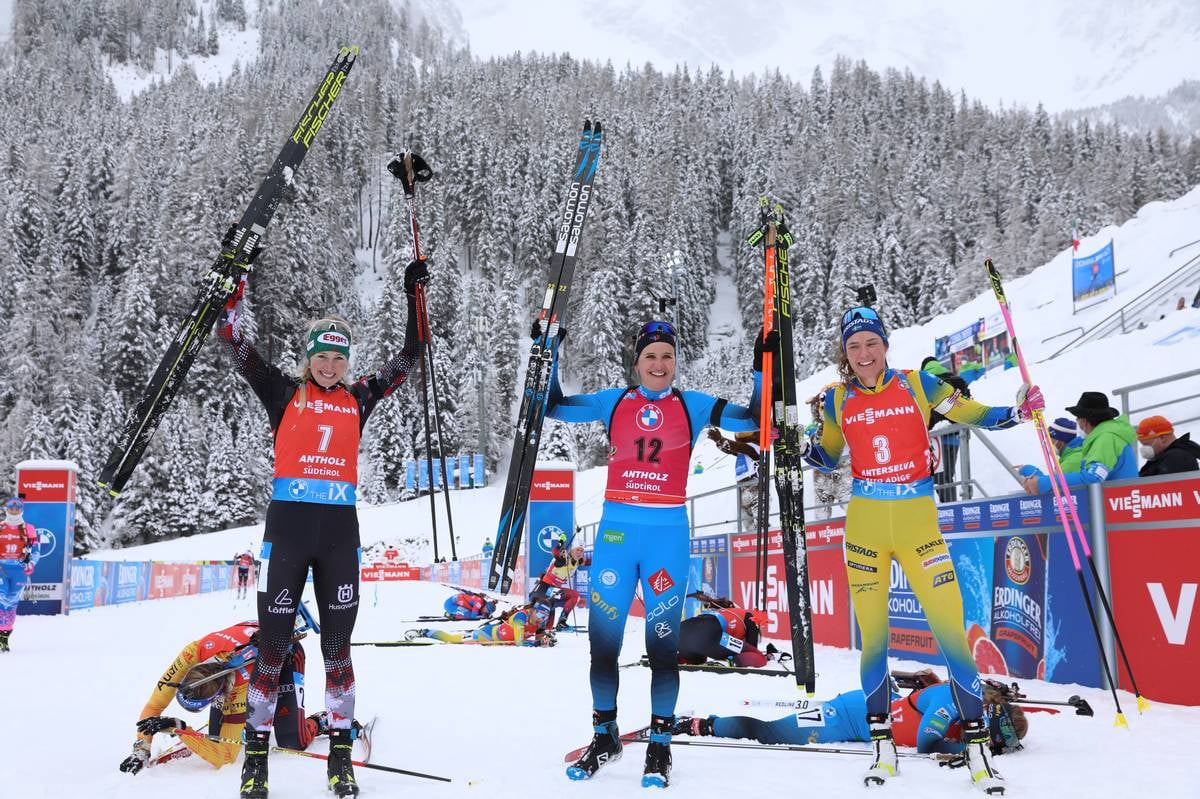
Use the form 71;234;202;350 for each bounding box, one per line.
984;259;1137;725
172;727;452;783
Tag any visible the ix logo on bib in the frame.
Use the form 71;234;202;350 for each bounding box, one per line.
637;404;663;431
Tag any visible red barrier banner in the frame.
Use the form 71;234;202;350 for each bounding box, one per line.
361;564;420;582
17;468;76;503
1105;479;1200;525
460;558;482;590
178;564;201;596
530;469;574;502
1107;525;1200;705
149;563;179;599
730;529;850;647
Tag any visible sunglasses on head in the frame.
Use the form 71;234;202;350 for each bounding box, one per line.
4;499;23;513
640;320;676;337
842;306;881;326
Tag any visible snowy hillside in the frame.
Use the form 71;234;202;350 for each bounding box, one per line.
444;0;1200;112
12;579;1199;798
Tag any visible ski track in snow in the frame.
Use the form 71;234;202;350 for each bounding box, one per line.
12;580;1196;798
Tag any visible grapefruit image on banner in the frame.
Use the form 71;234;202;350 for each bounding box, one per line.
967;622;1008;676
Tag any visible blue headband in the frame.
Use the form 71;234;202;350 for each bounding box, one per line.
841;307;888;348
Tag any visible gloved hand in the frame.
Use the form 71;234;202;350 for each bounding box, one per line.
753;329;780;372
119;740;151;774
404;259;430;296
1014;383;1045;421
765;642;779;661
22;560;34;576
136;716;187;736
530;316;567;344
219;273;248;341
706;428;733;454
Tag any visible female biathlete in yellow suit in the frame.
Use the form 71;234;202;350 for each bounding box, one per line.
804;306;1043;795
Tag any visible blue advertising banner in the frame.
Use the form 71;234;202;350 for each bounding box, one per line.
474;454;486;487
112;562;149;605
405;460;417;492
1072;240;1116;309
18;501;74;615
685;535;730;618
526;501;574;592
884;490;1101;686
459;455;471;488
417;459;430;491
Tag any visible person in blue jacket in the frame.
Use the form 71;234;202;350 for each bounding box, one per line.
550;320;761;788
674;673;1027;757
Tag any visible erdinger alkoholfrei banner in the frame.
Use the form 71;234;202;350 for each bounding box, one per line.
884;492;1101;687
1072;239;1116;311
15;460;78;616
526;464;575;595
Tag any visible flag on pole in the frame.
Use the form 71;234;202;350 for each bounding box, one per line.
1071;221;1080;253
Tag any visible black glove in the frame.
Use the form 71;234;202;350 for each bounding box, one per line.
119;741;151;774
529;317;568;344
136;716;187;736
753;329;780;371
404;259;430;296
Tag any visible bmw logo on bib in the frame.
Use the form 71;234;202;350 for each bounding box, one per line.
288;480;308;499
637;403;663;432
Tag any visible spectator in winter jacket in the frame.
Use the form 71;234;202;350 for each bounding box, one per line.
1136;415;1200;477
1015;417;1084;486
1019;392;1137;494
921;358;971;502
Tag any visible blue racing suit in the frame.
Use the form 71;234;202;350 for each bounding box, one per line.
547;362;759;717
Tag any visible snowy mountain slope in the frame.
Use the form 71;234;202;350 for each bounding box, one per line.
12;579;1199;799
104;0;262;102
444;0;1200;112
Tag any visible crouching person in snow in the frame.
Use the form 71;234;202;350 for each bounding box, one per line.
0;497;40;652
414;596;554;645
118;620;336;774
546;320;761;788
443;590;497;620
678;593;772;668
674;673;1027;757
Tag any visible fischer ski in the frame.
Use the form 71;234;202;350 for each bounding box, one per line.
488;120;604;593
622;654;793;677
748;198;816;695
97;46;359;495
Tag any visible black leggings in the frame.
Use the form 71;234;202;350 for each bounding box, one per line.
246;501;360;732
678;615;732;664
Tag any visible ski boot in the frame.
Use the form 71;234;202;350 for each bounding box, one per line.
327;728;360;796
642;715;673;788
0;630;10;653
671;715;714;736
863;714;897;787
239;729;271;799
566;709;623;780
963;720;1005;795
403;628;429;641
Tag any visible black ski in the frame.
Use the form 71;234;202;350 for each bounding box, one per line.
488;120;604;593
97;46;360;495
749;199;816;695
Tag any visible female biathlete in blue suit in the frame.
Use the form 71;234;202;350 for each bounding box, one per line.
552;321;761;788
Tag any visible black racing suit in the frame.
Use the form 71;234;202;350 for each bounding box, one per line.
221;296;420;733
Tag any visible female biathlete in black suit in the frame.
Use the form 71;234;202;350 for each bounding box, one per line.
218;260;427;799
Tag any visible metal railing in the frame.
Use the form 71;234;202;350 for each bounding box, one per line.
1111;366;1200;429
1048;250;1200;360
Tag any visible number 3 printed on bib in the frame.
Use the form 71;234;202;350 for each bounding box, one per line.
872;434;891;464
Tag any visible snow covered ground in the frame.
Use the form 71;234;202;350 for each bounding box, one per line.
11;579;1196;798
